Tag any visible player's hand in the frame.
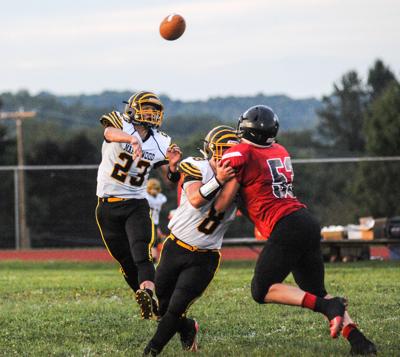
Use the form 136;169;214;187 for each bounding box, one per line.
216;160;235;184
130;136;142;160
166;143;182;168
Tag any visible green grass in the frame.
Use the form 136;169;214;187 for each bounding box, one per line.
0;260;399;356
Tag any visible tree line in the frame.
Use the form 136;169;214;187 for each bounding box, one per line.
0;59;398;247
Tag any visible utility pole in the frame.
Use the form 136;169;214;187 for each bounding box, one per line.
0;109;36;249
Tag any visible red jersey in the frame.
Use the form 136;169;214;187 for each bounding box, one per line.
221;142;305;238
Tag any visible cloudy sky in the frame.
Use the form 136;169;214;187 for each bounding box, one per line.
1;0;399;100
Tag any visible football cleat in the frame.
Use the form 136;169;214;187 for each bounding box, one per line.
143;344;159;356
180;319;199;352
350;337;377;356
346;327;377;356
135;289;159;321
325;297;348;338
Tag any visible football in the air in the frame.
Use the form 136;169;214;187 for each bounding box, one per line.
159;14;186;41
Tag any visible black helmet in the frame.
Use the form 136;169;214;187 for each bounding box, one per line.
237;105;279;146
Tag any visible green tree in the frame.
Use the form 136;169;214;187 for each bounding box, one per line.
0;125;10;164
364;82;400;155
314;60;399;224
367;59;397;100
317;71;367;152
352;83;400;217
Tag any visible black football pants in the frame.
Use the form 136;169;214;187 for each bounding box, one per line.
149;237;221;353
95;198;155;292
251;208;328;303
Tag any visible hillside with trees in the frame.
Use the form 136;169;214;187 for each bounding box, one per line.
0;59;398;248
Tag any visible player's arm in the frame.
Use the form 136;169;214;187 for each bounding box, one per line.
104;127;142;159
213;148;245;213
213;177;240;213
100;112;142;159
159;143;183;187
185;160;235;209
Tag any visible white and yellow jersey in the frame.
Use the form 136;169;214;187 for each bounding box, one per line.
146;192;167;225
168;157;237;250
96;111;171;199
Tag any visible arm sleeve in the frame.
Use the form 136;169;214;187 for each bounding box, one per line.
153;160;169;169
99;111;123;129
221;149;246;183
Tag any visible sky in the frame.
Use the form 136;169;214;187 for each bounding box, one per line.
1;0;399;101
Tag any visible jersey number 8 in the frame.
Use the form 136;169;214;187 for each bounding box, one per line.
198;205;225;235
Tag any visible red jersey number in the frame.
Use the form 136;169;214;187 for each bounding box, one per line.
267;157;295;199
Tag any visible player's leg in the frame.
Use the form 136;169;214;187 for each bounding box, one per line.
125;199;155;287
341;321;377;355
95;199;139;291
274;208;346;338
125;199;158;319
151;225;160;263
251;238;297;304
294;248;377;354
252;209;347;338
144;249;220;355
176;252;220;352
154;238;181;317
292;243;348;338
154;239;198;352
155;238;199;348
251;210;307;304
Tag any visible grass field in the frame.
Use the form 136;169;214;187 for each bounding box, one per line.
0;260;399;356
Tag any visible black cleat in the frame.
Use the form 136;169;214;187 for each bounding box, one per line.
143;345;159;356
350;335;377;355
180;319;199;352
325;297;347;338
135;289;159;321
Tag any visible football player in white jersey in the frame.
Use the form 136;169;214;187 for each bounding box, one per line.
143;126;239;356
95;91;182;321
146;178;168;262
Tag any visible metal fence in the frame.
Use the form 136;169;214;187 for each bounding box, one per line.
1;157;400;249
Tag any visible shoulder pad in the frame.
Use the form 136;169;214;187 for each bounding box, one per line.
192;156;207;161
151;129;172;157
178;157;203;180
152;129;171;146
154;129;171;140
100;111;123;129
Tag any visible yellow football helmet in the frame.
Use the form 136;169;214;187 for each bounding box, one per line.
147;178;162;196
123;91;164;127
203;125;239;161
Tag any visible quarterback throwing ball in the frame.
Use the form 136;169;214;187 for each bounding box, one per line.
95;91;182;321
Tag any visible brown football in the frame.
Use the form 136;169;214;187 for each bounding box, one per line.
159;14;186;41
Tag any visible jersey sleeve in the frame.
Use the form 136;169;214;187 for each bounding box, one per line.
160;193;167;205
178;159;203;183
221;146;247;183
152;129;172;165
99;111;123;129
153;160;169;169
